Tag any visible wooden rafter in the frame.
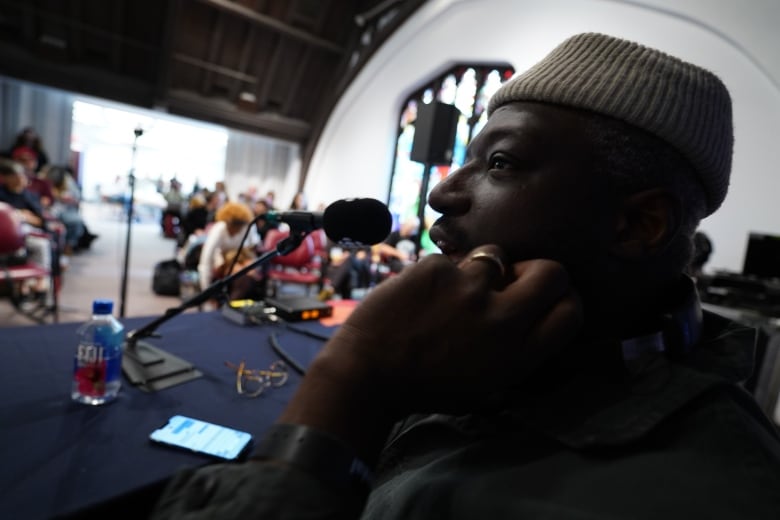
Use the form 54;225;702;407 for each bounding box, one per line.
194;0;343;54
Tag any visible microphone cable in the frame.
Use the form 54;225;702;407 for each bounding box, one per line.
267;321;333;376
220;212;267;302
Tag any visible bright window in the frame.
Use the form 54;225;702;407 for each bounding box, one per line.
71;99;228;203
387;64;515;253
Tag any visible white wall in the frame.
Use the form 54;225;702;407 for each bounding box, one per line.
224;128;301;206
1;76;74;167
304;0;780;273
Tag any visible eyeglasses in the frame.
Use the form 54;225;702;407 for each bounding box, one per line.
224;360;289;397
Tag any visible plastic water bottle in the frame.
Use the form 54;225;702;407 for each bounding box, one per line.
72;299;125;405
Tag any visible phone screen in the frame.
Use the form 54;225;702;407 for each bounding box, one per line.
150;415;253;460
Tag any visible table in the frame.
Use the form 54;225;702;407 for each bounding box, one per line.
0;310;335;519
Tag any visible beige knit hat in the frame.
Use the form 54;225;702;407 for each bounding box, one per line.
488;33;733;215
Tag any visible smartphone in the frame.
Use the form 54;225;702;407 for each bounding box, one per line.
149;415;253;461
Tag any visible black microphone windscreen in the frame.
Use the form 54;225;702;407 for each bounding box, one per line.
322;198;392;245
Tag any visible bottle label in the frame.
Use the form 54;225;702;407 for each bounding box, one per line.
73;343;120;397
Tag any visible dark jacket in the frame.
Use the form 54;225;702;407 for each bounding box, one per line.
152;310;780;519
0;185;47;230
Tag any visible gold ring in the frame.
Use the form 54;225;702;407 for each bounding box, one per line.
467;251;506;278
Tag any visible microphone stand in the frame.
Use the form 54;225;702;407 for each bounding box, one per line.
119;127;144;318
414;160;433;253
121;231;307;392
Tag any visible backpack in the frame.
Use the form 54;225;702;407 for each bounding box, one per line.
152;259;182;296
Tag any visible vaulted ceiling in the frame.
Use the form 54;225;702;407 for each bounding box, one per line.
0;0;426;173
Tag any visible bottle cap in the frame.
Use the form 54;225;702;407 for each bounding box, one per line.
92;299;114;315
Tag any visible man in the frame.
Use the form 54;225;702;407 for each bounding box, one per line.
152;33;780;518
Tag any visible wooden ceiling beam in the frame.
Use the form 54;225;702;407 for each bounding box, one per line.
0;45;155;107
194;0;344;54
154;0;180;107
0;1;156;52
255;0;294;112
281;0;328;124
255;33;284;111
282;46;311;115
201;11;225;94
166;88;310;142
172;52;258;84
228;24;257;101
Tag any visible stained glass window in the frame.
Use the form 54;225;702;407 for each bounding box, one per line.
387;64;515;254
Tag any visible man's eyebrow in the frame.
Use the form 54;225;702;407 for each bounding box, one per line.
465;127;524;159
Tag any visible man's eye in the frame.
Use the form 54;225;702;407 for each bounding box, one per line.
488;155;512;170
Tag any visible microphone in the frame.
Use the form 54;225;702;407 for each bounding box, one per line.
261;198;392;245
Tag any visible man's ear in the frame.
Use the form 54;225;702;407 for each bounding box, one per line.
611;188;680;259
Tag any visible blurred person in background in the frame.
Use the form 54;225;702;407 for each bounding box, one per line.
252;198;278;242
8;127;49;172
372;216;420;278
289;191;308;210
197;201;261;302
0;159;53;296
43;165;98;253
161;177;185;238
177;193;209;248
11;146;54;209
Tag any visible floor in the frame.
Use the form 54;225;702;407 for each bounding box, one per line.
1;202;186;328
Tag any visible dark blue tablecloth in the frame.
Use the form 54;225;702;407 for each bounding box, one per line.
0;311;333;519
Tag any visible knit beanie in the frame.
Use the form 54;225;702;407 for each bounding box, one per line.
488;33;733;216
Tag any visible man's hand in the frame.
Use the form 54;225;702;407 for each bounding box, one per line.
320;245;580;414
280;245;582;462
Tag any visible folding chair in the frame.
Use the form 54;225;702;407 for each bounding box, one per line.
0;202;59;323
262;228;328;297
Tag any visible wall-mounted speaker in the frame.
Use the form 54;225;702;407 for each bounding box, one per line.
410;101;460;165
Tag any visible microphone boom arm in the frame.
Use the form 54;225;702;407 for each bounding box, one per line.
121;232;307;392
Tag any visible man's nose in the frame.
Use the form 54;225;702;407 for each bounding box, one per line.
428;167;470;215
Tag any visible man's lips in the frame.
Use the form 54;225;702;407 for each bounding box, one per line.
429;223;468;262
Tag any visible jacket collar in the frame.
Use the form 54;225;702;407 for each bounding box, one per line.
385;311;756;454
